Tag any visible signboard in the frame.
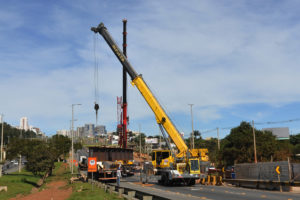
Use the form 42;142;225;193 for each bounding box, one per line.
88;157;97;172
276;166;280;175
145;138;158;144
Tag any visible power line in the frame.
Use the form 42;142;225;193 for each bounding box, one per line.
198;117;300;136
201;128;217;134
254;118;300;125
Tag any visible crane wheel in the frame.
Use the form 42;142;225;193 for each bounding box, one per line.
188;179;195;186
162;174;169;186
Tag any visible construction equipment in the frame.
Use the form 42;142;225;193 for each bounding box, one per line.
91;22;200;186
116;19;135;177
80;146;133;182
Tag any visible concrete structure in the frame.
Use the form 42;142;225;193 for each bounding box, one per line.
56;129;70;137
77;127;85;138
84;124;94;137
19;117;29;131
262;127;290;140
95;125;107;137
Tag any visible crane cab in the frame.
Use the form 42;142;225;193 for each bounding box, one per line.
152;150;174;169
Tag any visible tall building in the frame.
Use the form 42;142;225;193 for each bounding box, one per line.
77;127;85;138
84;124;94;137
20;117;29;131
56;129;70;137
95;125;107;136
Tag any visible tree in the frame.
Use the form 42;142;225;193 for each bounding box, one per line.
1;122;37;145
25;140;56;185
220;121;277;166
290;134;300;145
6;138;27;160
133;133;146;151
49;134;71;161
74;142;83;152
193;130;201;139
6;135;72;187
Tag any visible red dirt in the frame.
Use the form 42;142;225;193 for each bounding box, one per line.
133;152;151;163
10;180;72;200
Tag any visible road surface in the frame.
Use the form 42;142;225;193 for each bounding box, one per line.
117;174;299;200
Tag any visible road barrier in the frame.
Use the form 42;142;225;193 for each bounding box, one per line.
87;179;168;200
199;175;223;186
231;161;300;191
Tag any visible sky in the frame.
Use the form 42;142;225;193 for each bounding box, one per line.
1;0;300;138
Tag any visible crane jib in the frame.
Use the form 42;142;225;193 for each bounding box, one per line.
91;22;189;155
91;23;138;80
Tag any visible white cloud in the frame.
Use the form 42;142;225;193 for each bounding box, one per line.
1;0;300;135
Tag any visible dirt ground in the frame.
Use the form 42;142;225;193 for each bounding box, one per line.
133;152;151;163
10;180;72;200
10;163;72;200
10;181;72;200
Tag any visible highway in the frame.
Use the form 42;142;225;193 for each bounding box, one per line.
118;174;300;200
1;159;26;175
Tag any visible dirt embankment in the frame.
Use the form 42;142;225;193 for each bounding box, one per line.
10;163;72;200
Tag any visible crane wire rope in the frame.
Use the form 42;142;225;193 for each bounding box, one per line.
93;34;100;126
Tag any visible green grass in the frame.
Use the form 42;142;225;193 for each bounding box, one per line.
0;162;70;199
0;169;40;200
68;182;122;200
0;162;121;200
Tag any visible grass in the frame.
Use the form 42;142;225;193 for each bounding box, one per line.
68;182;122;200
0;169;40;200
0;162;122;200
0;162;69;199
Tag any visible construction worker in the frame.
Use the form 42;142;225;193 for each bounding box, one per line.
117;164;122;187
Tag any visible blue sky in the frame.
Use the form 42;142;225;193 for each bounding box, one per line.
1;0;300;138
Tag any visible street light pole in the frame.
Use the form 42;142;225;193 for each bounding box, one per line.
71;104;81;174
139;124;141;157
252;120;257;163
1;114;4;162
188;104;194;149
217;127;220;150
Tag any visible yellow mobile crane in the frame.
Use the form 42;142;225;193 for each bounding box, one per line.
91;22;200;186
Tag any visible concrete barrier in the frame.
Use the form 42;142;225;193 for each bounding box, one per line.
128;191;136;200
118;188;124;198
110;186;115;194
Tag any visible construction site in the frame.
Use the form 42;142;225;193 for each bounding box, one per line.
69;20;300;200
1;1;300;200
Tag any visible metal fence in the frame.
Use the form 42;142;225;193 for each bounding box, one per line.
235;161;290;181
291;163;300;181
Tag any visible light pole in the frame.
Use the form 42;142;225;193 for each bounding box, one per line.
72;104;81;174
1;114;3;162
217;127;220;150
188;104;194;149
252;120;257;163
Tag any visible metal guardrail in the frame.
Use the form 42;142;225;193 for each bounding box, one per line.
224;178;300;186
87;179;170;200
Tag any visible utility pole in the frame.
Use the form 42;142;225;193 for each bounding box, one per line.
252;120;257;163
1;114;4;162
217;127;220;150
139;124;141;157
188;104;194;149
71;104;81;174
0;115;3;177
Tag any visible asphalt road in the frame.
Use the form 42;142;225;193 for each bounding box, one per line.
1;158;26;175
120;174;300;200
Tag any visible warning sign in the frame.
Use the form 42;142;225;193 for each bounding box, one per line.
88;157;97;172
276;166;280;175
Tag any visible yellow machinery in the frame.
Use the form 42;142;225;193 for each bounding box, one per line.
92;22;201;185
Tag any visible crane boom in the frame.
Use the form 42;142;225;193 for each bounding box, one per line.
91;23;189;155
